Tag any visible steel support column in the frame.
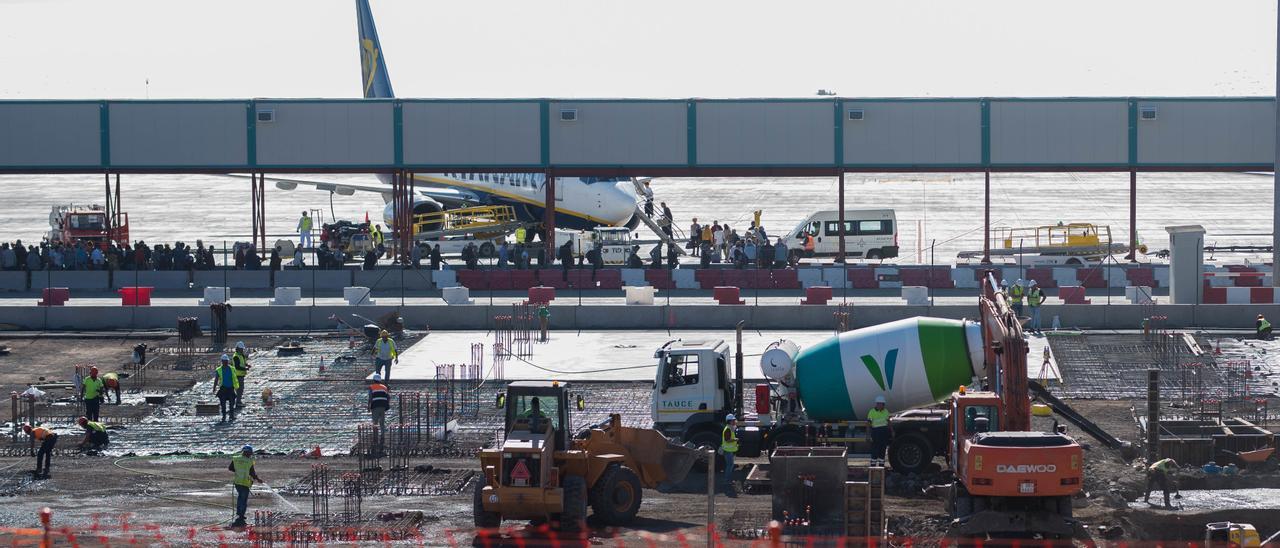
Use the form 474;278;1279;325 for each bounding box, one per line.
981;171;991;265
836;171;846;263
1126;171;1137;262
1274;2;1280;287
103;173;113;232
544;170;556;261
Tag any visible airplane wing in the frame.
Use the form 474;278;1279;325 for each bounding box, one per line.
225;174;481;208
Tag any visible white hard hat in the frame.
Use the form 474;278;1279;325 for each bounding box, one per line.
875;395;886;404
1016;278;1024;284
220;354;230;361
235;341;246;350
371;373;382;381
1028;280;1037;286
725;414;737;421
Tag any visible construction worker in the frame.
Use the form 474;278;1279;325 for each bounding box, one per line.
369;373;390;440
228;445;263;528
537;304;551;342
1009;279;1026;317
1027;280;1046;334
23;424;57;479
81;366;105;422
371;224;385;246
297;211;313;249
231;341;251;409
721;414;739;496
101;371;123;405
515;225;527;244
1257;314;1272;340
77;417;109;451
868;396;892;467
213;354;240;423
1144;458;1179;508
373;330;398;380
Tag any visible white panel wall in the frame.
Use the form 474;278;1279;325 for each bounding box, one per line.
842;101;981;165
696;102;833;165
255;101;393;167
990;101;1128;165
1137;100;1275;165
109;102;247;167
550;101;686;165
402;101;539;166
0;102;101;167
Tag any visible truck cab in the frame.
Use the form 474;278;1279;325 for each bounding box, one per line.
651;339;735;446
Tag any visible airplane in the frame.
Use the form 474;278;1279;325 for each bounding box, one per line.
259;0;645;235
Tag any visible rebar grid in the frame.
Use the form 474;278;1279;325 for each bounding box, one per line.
309;463;329;525
833;302;853;334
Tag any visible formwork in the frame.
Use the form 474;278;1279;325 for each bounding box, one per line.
1143;417;1276;466
770;447;848;535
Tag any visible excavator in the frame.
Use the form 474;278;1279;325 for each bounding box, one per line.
474;381;698;532
944;272;1088;538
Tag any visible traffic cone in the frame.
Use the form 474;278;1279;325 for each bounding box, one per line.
318;356;326;373
310;446;322;458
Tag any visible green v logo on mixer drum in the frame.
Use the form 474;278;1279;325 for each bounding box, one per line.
860;349;898;391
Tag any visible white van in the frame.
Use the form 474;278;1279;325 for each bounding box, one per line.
782;209;899;260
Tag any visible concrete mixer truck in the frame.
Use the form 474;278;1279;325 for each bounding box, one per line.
650;317;984;472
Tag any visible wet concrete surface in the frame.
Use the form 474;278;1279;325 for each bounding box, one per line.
1129;487;1280;511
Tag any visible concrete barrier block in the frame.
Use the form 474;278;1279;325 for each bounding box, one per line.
199;287;230;305
902;286;929;305
874;267;901;289
1125;286;1154;304
797;268;824;288
621;269;647;287
111;271;190;290
31;271;109;290
0;271;26;292
192;270;271;289
403;270;435;290
442;286;473;305
344;287;375;305
821;267;849;289
270;287;301;306
1153;266;1170;288
673;269;698;289
432;270;457;288
625;286;656;305
275;269;352;290
951;267;978;289
1052;268;1077;288
1225;287;1252;305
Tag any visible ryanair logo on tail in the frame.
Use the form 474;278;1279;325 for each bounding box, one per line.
860;349;898;391
360;38;380;97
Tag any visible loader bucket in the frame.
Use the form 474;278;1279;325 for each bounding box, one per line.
605;426;699;486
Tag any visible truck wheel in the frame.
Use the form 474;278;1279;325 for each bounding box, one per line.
772;431;804;448
866;249;882;261
473;481;501;528
559;475;588;532
590;464;643;525
688;431;724;472
479;242;496;258
889;434;933;473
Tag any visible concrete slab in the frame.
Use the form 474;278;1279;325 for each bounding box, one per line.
31;271;109;290
0;271;26;292
275;269;353;290
192;270;271;289
111;271;190;290
673;269;698;289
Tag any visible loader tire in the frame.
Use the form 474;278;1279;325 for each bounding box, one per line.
473;481;501;528
591;464;643;525
559;475;588;532
688;430;724;472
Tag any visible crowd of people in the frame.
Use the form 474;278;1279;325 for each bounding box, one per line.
0;239;222;271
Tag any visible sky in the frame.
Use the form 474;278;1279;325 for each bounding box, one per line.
0;0;1276;100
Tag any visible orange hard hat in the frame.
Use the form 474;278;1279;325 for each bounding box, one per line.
77;417;88;426
22;424;33;434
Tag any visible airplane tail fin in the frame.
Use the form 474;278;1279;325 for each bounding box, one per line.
355;0;394;98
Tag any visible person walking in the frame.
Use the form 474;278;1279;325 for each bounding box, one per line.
1144;458;1179;508
368;374;390;449
297;211;314;249
1028;280;1046;334
373;330;398;380
429;244;442;270
81;366;105;422
231;341;251;409
868;396;892;467
721;414;739;496
23;424;57;479
213;354;240;423
537;304;551;341
77;417;109;451
660;202;674;238
228;445;263;528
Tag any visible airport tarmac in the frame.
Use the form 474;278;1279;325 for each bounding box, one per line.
0;172;1272;262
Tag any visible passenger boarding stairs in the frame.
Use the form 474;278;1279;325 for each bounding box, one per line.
630;179;686;256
